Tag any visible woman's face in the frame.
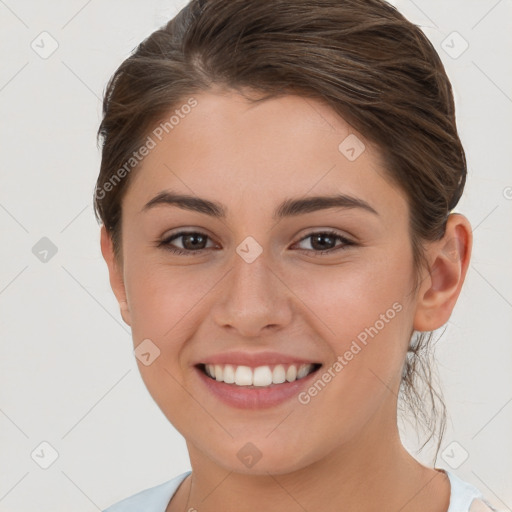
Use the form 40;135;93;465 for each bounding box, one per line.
106;89;422;474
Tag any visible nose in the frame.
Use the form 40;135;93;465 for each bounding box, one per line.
210;247;293;338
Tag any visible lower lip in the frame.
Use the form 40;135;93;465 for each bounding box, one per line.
194;366;321;409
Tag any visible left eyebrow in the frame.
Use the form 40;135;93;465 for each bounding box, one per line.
140;190;379;219
274;194;379;219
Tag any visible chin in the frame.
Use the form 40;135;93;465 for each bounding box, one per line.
207;441;317;476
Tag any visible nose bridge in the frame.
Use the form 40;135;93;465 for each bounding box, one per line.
211;241;292;335
232;244;274;299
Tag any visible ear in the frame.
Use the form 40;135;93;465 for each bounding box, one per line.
100;225;131;326
413;213;472;331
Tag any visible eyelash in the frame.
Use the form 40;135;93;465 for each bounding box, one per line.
157;230;355;257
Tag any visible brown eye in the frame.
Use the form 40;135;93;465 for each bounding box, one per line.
159;231;215;255
294;231;354;255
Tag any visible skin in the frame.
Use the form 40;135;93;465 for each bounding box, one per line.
101;88;472;512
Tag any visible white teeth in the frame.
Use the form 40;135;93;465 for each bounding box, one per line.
297;364;310;379
223;364;235;384
272;364;286;384
202;363;317;387
253;366;273;386
234;365;253;386
286;365;297;382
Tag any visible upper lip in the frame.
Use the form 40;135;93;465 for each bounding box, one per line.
193;351;322;368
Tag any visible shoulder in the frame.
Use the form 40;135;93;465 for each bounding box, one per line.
442;469;499;512
102;471;191;512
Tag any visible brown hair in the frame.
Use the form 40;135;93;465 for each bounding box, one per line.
94;0;467;463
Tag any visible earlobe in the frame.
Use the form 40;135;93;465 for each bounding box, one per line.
118;299;132;326
413;214;472;332
100;225;132;326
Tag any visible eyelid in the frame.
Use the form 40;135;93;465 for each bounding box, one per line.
159;229;218;249
158;228;356;256
296;227;354;242
292;229;355;252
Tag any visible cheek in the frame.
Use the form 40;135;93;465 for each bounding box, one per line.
288;266;411;441
122;246;414;455
292;255;410;333
289;255;413;385
125;259;213;341
126;243;413;354
125;264;201;422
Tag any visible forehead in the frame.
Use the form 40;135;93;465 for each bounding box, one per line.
123;90;407;219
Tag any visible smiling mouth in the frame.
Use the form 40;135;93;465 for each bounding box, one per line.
196;362;322;388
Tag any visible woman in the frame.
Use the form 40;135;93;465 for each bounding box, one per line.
95;0;498;510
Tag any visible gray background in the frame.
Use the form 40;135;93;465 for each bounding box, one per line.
0;0;510;510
